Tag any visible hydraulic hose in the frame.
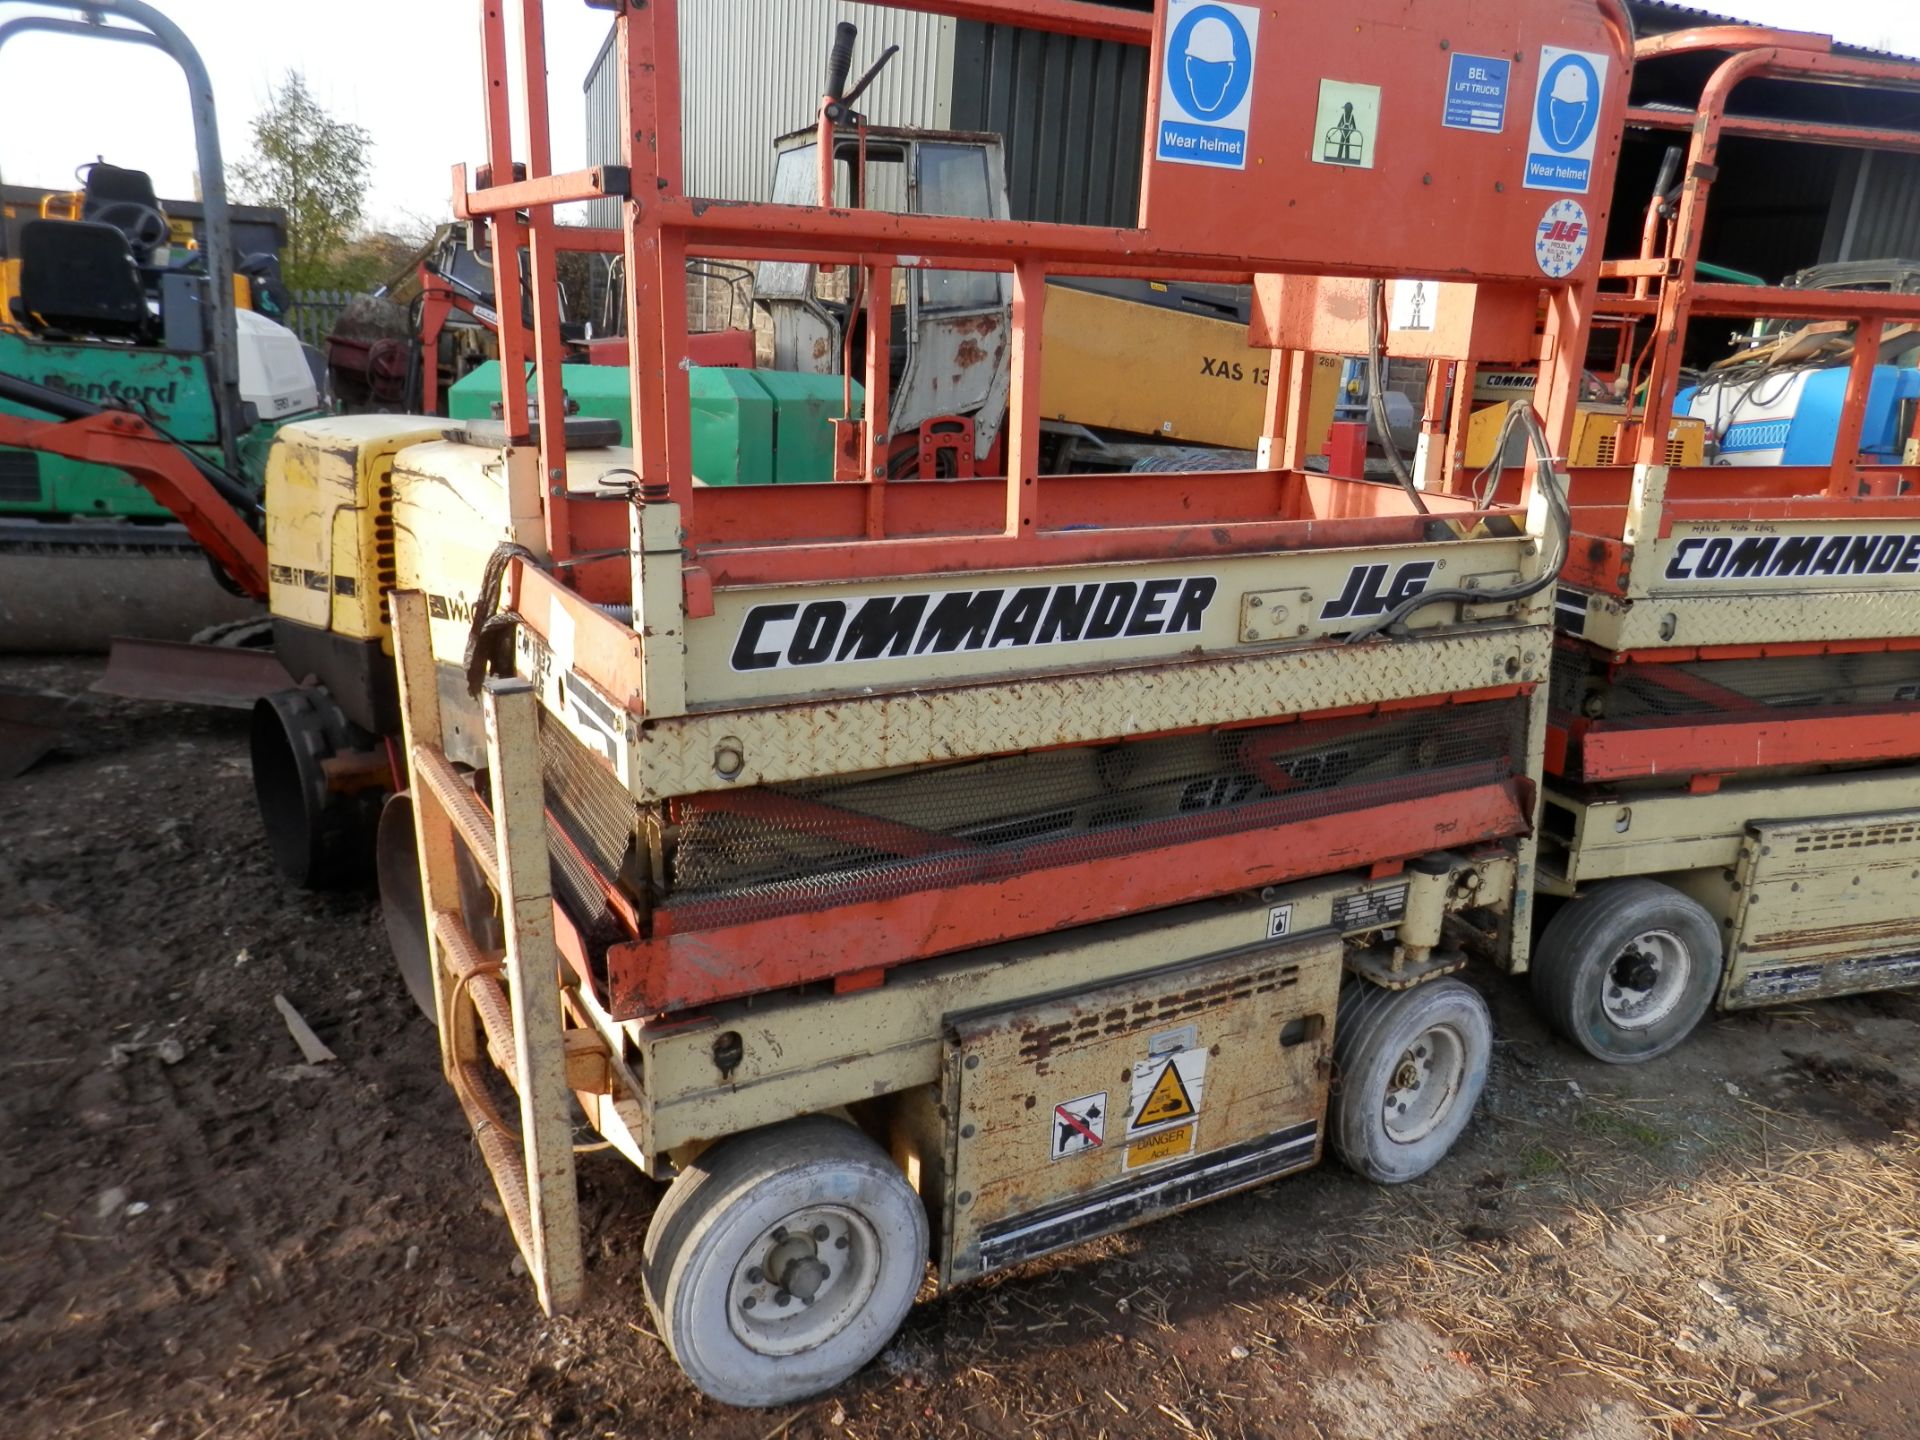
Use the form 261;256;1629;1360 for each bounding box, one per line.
1346;402;1571;643
1365;278;1428;515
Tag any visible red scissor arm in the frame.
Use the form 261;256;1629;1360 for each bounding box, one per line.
0;409;268;599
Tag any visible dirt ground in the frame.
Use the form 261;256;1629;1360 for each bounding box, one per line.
5;655;1920;1440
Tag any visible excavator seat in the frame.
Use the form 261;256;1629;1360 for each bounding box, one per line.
9;219;153;342
82;162;170;264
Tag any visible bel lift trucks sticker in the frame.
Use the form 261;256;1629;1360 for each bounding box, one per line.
1443;53;1511;134
1525;47;1607;193
1156;1;1261;171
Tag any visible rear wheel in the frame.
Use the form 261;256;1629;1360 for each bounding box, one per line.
1332;978;1491;1183
250;687;384;888
1531;878;1721;1064
643;1116;928;1407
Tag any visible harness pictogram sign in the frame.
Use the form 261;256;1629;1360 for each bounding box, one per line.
1050;1092;1107;1160
1312;79;1380;170
1129;1049;1207;1132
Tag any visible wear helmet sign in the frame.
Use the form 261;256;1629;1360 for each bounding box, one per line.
1156;0;1261;171
1524;47;1608;193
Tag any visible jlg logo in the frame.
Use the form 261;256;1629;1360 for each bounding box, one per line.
1538;218;1585;245
1318;561;1435;622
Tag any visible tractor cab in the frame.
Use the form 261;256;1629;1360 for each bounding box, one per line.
757;126;1012;473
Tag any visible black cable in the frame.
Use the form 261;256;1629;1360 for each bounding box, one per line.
1345;403;1570;644
1365;278;1428;515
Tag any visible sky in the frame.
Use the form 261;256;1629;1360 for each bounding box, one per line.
1;0;1919;234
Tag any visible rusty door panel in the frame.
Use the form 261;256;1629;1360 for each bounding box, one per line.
940;934;1341;1284
1723;810;1920;1007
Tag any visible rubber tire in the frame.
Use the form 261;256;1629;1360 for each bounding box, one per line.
1331;978;1492;1184
1129;446;1257;473
250;687;382;889
642;1116;927;1407
1530;878;1721;1065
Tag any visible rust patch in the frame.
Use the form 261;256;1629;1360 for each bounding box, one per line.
955;339;988;369
811;337;830;362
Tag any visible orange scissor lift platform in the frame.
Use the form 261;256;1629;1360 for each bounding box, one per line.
1464;28;1920;1057
382;0;1630;1404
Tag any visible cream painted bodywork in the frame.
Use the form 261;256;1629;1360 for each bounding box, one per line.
1561;464;1920;650
570;857;1512;1177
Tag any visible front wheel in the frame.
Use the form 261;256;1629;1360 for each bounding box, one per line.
1530;878;1721;1064
642;1116;928;1407
1331;978;1492;1184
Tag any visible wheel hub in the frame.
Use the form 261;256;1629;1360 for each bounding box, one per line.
1601;929;1690;1030
727;1205;879;1357
1382;1024;1467;1145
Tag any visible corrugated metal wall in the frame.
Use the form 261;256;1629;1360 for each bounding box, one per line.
583;1;955;227
1824;148;1920;262
947;20;1148;227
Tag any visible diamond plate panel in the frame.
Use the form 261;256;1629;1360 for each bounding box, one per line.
630;625;1546;799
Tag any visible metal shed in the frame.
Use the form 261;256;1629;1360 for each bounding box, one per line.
585;1;1919;271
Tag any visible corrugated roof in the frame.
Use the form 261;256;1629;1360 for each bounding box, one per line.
1627;0;1919;66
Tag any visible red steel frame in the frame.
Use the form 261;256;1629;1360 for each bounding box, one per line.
459;0;1622;587
1535;27;1920;786
457;0;1626;1016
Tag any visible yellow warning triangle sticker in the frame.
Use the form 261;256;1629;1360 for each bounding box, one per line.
1134;1059;1197;1129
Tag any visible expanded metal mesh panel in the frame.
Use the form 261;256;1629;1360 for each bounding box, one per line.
1555;650;1920;726
663;698;1527;931
538;714;636;947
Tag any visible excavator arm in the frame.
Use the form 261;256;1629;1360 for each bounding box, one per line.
0;373;268;599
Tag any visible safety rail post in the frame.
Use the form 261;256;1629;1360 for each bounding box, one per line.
388;591;585;1314
483;675;586;1313
1005;258;1045;535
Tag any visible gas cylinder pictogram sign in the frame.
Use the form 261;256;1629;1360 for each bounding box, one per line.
1524;47;1608;193
1156;0;1261;171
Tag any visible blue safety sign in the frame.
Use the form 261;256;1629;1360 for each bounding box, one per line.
1156;0;1262;171
1443;53;1509;134
1524;47;1607;192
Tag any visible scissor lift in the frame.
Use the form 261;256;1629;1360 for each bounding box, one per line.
385;0;1629;1405
1520;29;1920;1061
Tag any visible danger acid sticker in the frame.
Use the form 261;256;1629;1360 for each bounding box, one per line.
1129;1049;1207;1134
1049;1092;1108;1161
1313;79;1381;170
1125;1120;1199;1171
1534;198;1591;280
1156;1;1262;171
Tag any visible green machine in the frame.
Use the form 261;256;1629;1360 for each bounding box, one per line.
0;1;329;651
448;361;858;486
